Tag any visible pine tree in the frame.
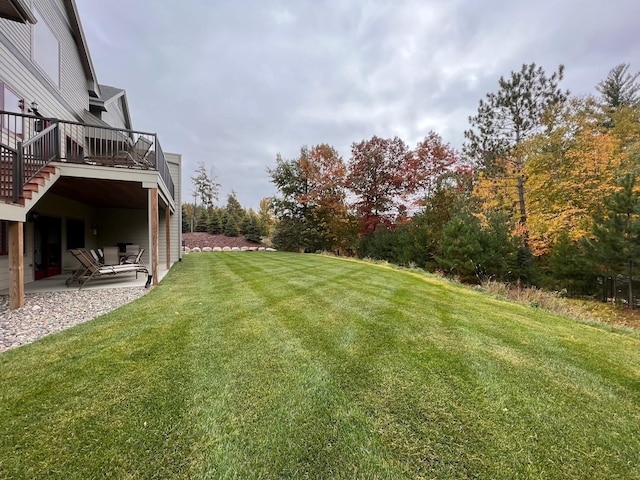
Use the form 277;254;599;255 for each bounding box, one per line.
207;209;222;235
547;232;597;296
597;63;640;110
224;214;239;237
244;215;262;243
195;208;209;233
590;174;640;307
437;212;483;283
476;210;518;282
225;191;245;223
464;63;568;245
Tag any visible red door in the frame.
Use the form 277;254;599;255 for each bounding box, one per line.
33;215;61;280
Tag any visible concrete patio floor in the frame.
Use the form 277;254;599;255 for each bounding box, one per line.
1;268;170;295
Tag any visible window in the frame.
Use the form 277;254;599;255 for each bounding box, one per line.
0;82;24;135
66;218;85;249
32;8;60;87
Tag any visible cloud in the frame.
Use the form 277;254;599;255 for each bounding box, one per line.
75;0;640;209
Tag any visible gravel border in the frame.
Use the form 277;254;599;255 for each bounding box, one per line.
0;287;149;352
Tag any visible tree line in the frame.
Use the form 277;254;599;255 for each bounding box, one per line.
267;63;640;308
182;163;274;243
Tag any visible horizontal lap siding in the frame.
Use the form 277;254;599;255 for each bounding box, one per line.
0;0;89;122
102;99;127;130
97;208;150;266
166;152;182;264
33;192;96;270
0;15;30;56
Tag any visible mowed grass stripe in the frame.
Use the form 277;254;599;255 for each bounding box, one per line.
0;252;639;479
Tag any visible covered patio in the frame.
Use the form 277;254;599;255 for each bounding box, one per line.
1;266;170;294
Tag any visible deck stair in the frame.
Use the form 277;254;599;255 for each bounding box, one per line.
0;164;61;208
20;165;60;207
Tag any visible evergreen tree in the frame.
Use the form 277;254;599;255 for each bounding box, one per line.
590;174;640;307
225;191;245;223
476;210;518;282
195;208;209;232
223;214;239;237
207;209;222;235
437;212;483;283
191;163;220;209
272;216;305;252
240;214;252;235
244;215;262;243
464;63;568;245
547;232;597;296
597;63;640;110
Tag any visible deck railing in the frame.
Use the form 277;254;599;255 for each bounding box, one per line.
0;110;175;202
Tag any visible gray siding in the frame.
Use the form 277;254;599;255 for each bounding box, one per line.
166;152;182;264
96;208;150;267
0;0;89;121
102;97;127;129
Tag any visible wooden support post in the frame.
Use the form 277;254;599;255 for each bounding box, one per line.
150;188;159;286
165;206;171;269
9;222;24;310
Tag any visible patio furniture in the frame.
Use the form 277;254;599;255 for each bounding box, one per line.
121;247;145;266
90;249;104;265
112;135;153;168
84;135;153;168
102;246;120;266
66;248;151;289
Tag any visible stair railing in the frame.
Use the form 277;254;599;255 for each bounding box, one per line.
0;144;18;201
18;122;60;201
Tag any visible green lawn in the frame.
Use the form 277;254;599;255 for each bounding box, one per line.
1;252;639;479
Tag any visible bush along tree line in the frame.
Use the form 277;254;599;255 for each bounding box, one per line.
268;63;640;308
182;162;275;244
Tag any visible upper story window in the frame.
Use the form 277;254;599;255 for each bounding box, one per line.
0;82;24;136
32;8;60;87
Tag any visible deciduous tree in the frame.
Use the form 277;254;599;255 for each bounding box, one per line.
346;136;410;234
408;132;459;201
525;97;619;253
269;145;350;251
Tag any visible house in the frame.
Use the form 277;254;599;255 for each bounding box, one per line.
0;0;182;309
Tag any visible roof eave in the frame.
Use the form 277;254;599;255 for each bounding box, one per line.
6;0;37;24
63;0;100;98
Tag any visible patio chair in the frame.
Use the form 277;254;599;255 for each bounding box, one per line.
83;134;153;168
121;247;145;266
90;249;104;265
112;135;153;168
66;248;151;290
102;246;120;266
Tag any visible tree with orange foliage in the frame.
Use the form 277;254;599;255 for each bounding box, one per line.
269;145;352;252
346;136;410;235
347;133;458;236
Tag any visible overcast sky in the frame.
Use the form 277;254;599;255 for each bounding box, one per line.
74;0;640;209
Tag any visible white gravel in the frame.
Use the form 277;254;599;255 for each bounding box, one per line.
0;287;149;352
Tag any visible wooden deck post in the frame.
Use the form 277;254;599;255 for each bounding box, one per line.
9;221;24;310
165;206;171;269
150;188;159;286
